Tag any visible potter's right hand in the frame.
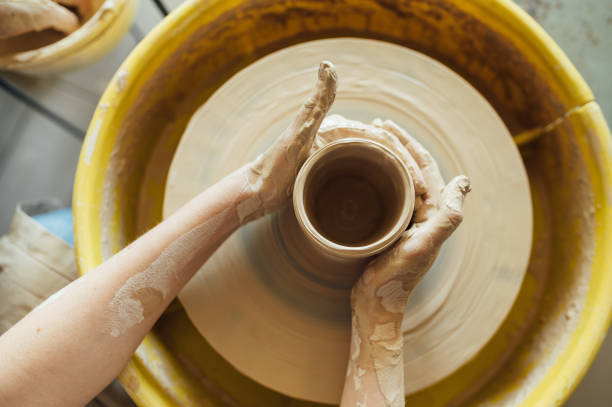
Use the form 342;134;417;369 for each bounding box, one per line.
236;61;338;224
352;120;471;322
341;124;470;407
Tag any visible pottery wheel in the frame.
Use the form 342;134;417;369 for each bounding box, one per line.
163;39;532;404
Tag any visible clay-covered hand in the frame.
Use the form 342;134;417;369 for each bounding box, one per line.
348;120;470;407
354;119;471;312
238;61;337;223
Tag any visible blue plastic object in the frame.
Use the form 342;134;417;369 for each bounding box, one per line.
32;208;74;247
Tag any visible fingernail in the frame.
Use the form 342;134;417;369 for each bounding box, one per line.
318;61;337;81
457;175;471;195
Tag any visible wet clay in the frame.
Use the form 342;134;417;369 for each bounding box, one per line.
304;143;405;246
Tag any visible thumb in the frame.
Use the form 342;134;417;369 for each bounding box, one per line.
422;175;471;246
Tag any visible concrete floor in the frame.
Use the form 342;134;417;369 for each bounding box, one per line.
0;0;610;405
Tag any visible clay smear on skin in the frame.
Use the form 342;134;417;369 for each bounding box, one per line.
376;280;412;314
372;338;404;407
108;207;233;337
358;293;405;407
359;176;470;406
348;314;368;406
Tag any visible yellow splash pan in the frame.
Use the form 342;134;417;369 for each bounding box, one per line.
73;0;612;405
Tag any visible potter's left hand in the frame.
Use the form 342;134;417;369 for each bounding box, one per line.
0;61;336;407
238;61;337;223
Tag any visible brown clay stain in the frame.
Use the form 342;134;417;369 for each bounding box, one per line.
131;287;164;319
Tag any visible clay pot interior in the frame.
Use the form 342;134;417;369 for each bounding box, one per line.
294;138;414;258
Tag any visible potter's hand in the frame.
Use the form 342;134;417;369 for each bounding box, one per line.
238;61;337;224
341;122;470;407
354;120;471;308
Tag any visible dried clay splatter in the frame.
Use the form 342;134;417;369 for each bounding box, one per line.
108;207;233;337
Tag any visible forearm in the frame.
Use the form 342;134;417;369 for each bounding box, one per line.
0;61;337;407
341;297;405;407
0;166;255;407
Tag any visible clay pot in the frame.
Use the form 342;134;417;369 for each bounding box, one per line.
274;137;416;291
294;138;414;259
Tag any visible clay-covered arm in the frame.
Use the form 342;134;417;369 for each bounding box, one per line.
341;121;471;407
0;62;336;407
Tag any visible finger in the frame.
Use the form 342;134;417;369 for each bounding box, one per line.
247;62;337;210
381;120;445;204
418;175;471;246
308;61;338;115
284;61;338;164
266;61;337;175
412;194;437;224
362;227;431;296
371;118;426;196
413;195;425;221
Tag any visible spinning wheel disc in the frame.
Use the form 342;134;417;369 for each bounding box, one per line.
163;39;532;404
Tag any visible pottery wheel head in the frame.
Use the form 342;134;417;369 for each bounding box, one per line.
163;39;532;404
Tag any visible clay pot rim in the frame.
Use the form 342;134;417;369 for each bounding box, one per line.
293;137;415;258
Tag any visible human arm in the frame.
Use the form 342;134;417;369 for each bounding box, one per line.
340;120;471;407
0;61;336;407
